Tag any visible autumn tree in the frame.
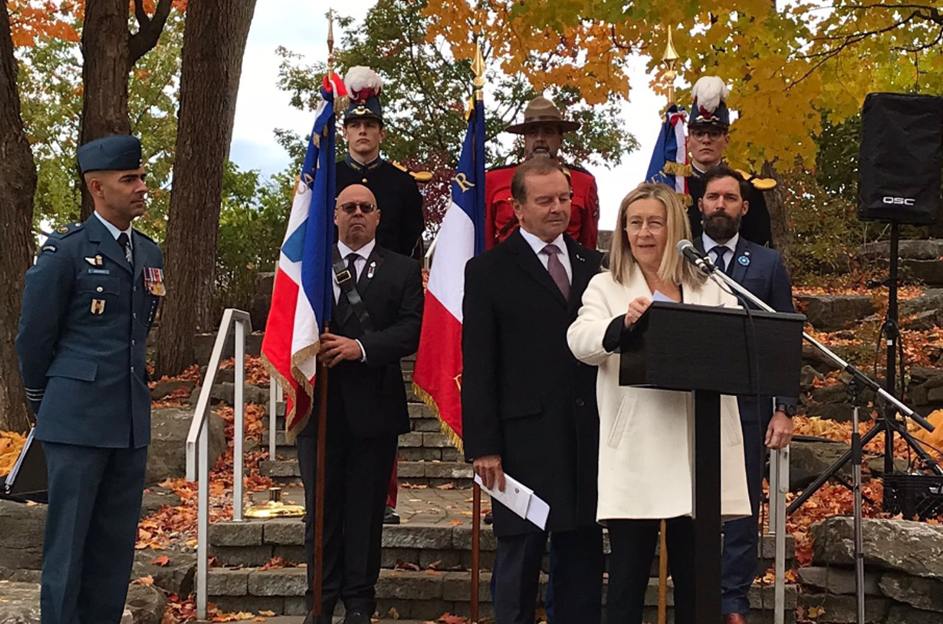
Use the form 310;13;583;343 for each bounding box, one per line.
156;0;258;376
0;0;37;432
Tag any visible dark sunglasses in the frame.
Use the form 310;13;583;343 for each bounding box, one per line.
337;201;377;214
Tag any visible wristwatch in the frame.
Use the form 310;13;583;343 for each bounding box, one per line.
776;403;797;418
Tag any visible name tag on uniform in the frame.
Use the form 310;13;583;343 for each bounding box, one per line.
87;269;110;275
91;299;106;315
144;268;166;296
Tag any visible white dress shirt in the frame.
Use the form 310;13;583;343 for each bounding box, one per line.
332;239;375;362
519;228;573;283
95;211;133;251
701;232;739;271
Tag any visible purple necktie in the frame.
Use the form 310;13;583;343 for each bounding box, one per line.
542;245;570;299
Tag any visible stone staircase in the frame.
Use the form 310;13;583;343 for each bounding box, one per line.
205;512;797;621
256;359;473;488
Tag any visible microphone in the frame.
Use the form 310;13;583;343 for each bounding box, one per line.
676;239;714;274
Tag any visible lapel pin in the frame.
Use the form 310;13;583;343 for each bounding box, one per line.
367;261;376;279
738;255;750;267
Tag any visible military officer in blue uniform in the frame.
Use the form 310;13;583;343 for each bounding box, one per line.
16;134;165;624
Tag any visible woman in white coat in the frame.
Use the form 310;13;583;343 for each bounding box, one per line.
567;183;750;624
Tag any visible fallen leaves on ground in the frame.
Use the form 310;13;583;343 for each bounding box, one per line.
149;555;171;566
219;355;271;385
0;430;27;476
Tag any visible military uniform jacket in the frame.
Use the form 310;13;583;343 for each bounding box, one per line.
462;231;603;537
16;215;164;449
336;156;425;258
687;166;773;248
484;163;600;250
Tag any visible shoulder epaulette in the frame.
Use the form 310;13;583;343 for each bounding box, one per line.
50;221;84;238
734;168;777;191
390;160;433;183
134;229;158;244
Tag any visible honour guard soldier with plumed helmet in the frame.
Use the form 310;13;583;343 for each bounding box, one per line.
685;76;775;248
336;66;427;261
485;95;600;250
16;134;164;624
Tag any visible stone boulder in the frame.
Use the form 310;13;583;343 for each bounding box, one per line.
124;583;168;624
903;309;943;331
0;500;46;570
150;379;194;401
858;240;943;262
796;295;876;331
790;441;850;490
210;382;269;406
812;517;943;579
798;592;889;623
132;549;196;596
146;407;226;485
797;566;881;595
879;572;943;612
902;259;943;287
140;486;182;519
902;290;943;316
886;605;943;624
249;272;276;330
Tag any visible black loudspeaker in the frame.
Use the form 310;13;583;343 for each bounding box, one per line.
858;92;943;225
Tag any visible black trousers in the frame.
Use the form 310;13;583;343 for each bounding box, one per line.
492;526;603;624
607;517;696;624
297;407;397;617
41;441;148;624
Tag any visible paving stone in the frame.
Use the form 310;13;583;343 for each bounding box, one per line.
411;418;443;433
421;433;452;448
408;599;457;621
210;596;286;614
248;568;308;597
382;525;452;549
382;547;420;569
397;462;426;478
423;462;473;479
210;521;264;547
273;545;306;564
263;520;305;546
399;448;442;461
210;544;274;567
283;597;307;616
260;459;300;478
408;403;434;419
206;568;250;596
452;526;497;551
399;433;424;448
442;571;492;601
419;549;463;571
375;570;443;600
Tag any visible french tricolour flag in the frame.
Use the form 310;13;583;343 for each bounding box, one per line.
262;74;346;442
412;98;486;452
645;103;689;197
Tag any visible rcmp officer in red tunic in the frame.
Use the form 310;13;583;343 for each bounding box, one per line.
17;135;164;624
685;76;776;248
485;96;600;250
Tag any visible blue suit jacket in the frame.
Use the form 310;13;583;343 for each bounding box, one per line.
17;215;164;448
696;236;797;424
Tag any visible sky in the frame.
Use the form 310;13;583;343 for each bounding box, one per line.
230;1;667;232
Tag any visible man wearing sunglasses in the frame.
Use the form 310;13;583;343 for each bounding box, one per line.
296;184;423;624
685;76;774;249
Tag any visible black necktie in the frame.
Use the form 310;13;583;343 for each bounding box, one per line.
711;245;728;274
117;233;132;265
346;253;359;284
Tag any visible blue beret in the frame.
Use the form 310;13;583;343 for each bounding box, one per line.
77;135;142;174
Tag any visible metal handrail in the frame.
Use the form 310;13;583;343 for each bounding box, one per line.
185;308;252;619
268;376;282;458
769;446;791;623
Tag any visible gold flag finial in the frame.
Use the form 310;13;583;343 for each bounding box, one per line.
472;40;485;89
327;8;336;75
662;28;679;107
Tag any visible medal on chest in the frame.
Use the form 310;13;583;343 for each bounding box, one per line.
144;267;166;296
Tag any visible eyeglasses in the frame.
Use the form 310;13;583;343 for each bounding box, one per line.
625;218;665;233
337;201;377;214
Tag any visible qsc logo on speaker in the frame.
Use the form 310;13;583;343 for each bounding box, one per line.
883;196;916;206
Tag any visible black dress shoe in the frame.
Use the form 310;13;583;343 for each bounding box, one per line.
343;611;370;624
484;510;494;525
383;505;401;525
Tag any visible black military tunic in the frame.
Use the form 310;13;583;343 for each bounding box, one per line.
687;165;773;248
336;155;425;259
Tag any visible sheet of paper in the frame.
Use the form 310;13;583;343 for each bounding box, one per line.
474;472;550;530
652;290;674;303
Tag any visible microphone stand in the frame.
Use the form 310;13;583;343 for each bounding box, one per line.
680;245;938;623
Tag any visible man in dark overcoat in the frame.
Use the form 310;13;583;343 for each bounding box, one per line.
17;135;164;624
462;158;604;624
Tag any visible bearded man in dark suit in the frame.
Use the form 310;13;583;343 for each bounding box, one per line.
462;158;604;624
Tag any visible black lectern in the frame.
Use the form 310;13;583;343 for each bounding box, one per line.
620;301;804;621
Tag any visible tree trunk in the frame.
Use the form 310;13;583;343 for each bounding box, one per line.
0;2;38;433
762;160;792;273
156;0;258;376
79;0;174;220
79;0;132;220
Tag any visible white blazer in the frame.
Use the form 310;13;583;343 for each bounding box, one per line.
567;265;751;522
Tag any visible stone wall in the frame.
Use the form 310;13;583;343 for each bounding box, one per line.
799;517;943;623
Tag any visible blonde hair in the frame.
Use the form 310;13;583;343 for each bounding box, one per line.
609;183;705;287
